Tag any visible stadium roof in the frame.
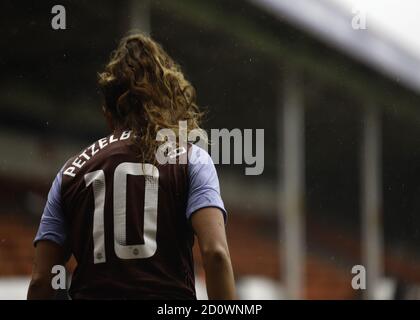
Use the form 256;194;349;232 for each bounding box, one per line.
250;0;420;94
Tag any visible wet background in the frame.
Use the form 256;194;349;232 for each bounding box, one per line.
1;0;420;299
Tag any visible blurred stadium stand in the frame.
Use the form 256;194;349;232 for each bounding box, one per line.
2;0;420;299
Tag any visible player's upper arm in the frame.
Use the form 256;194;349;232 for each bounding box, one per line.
191;207;229;257
34;167;69;250
186;144;227;223
187;144;229;254
31;240;67;280
29;167;69;299
28;240;67;300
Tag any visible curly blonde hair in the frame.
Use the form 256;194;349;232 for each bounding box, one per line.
98;33;204;162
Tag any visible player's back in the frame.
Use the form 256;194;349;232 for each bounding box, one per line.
60;130;195;299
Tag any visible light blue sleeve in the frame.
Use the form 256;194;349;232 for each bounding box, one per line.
186;144;227;221
34;168;68;247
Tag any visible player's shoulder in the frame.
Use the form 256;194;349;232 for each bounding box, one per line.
62;130;132;179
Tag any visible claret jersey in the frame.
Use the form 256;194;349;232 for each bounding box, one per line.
34;130;226;299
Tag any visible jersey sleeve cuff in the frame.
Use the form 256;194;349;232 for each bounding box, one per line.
187;205;227;224
33;234;66;248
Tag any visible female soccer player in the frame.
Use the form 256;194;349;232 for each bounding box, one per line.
27;33;235;300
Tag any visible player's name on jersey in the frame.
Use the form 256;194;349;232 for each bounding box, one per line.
63;130;131;178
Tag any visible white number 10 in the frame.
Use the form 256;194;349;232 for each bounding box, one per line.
84;162;159;264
